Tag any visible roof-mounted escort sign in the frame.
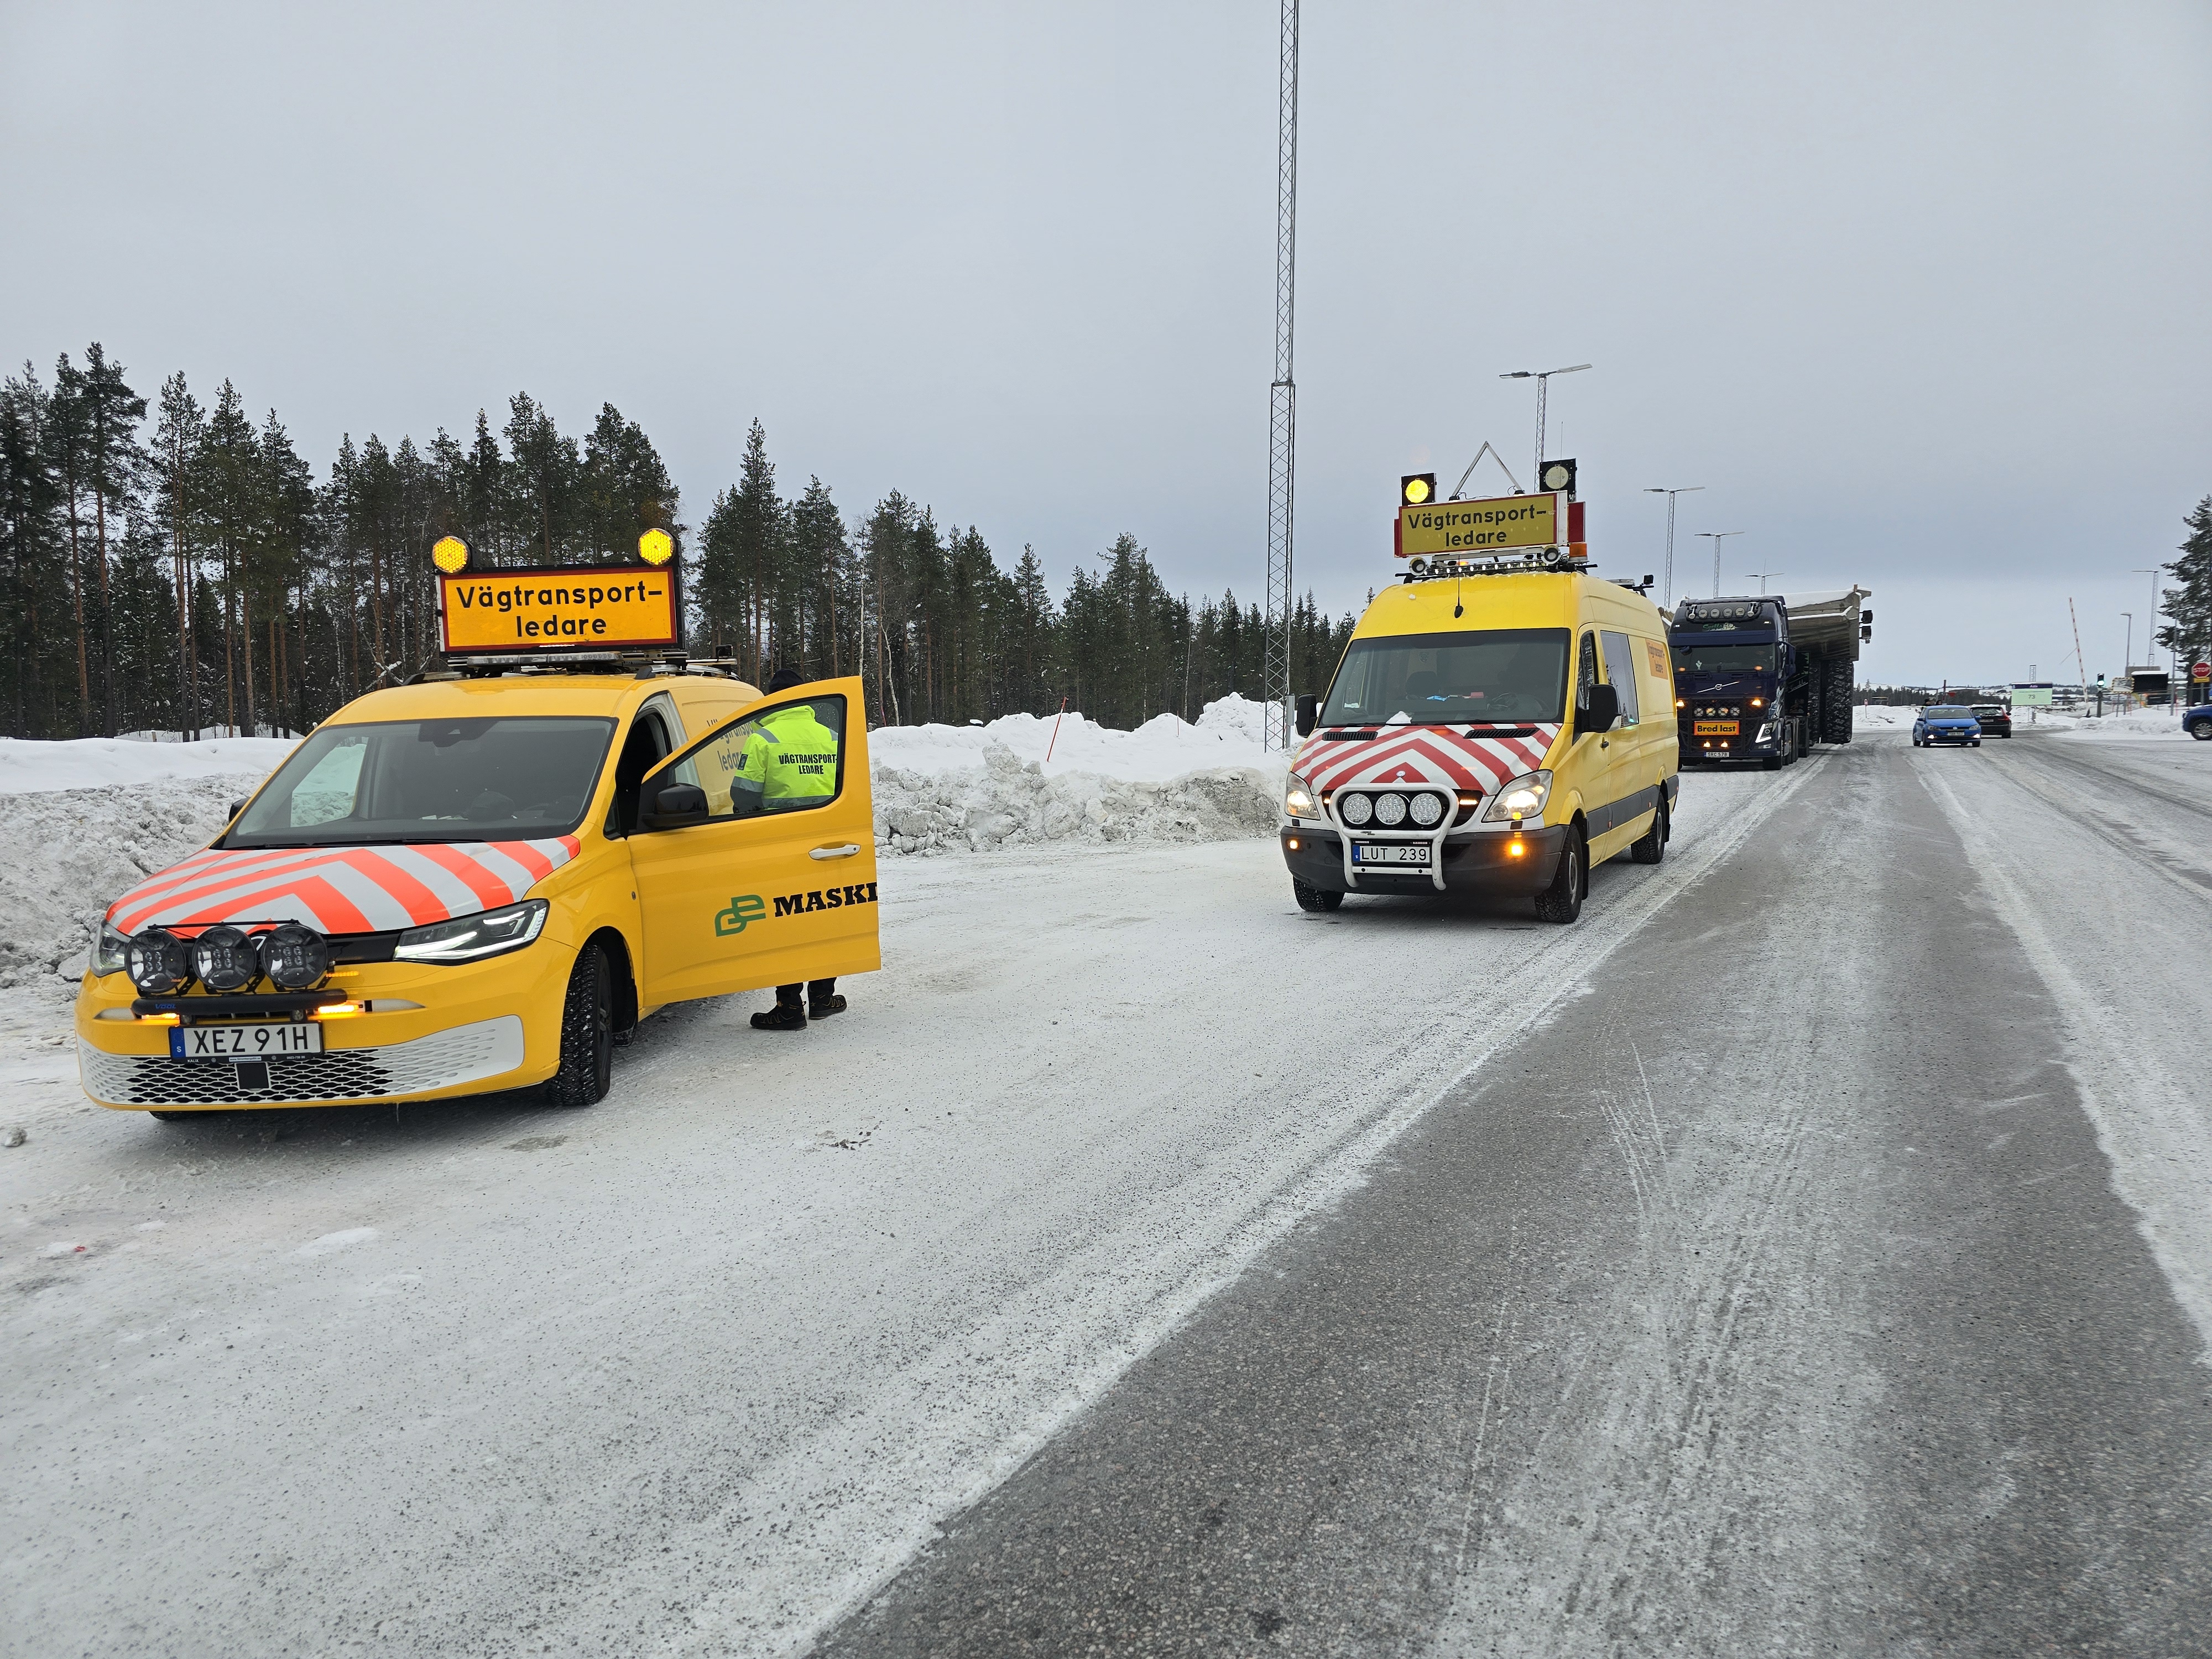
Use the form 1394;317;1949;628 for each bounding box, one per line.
1396;491;1566;557
439;564;680;654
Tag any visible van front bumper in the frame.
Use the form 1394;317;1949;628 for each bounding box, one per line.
1280;827;1568;899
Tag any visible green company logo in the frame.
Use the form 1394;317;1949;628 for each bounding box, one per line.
714;894;768;936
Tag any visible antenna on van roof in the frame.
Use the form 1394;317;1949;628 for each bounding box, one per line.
1447;441;1524;500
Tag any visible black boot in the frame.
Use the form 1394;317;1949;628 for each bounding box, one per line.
751;1003;807;1031
809;993;847;1020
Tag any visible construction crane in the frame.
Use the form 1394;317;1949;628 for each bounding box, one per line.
1261;0;1299;750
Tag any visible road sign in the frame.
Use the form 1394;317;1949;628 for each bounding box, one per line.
439;564;680;654
1396;491;1564;557
2194;661;2210;682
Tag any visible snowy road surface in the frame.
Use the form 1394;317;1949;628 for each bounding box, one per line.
7;728;2212;1656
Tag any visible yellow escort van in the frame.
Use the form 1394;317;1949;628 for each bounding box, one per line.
1280;549;1678;924
74;533;881;1117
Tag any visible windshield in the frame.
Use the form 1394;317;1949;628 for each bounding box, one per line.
1921;707;1975;719
1671;643;1777;675
1320;629;1569;726
227;716;617;848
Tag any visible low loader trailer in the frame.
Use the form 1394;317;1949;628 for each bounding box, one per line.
1671;588;1872;767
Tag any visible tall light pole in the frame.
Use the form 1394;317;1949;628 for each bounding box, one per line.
1643;486;1703;609
1696;531;1745;597
2131;567;2161;665
1260;0;1299;751
1746;570;1786;595
1499;363;1590;485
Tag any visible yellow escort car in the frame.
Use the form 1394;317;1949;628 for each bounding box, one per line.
75;535;880;1118
1280;471;1678;924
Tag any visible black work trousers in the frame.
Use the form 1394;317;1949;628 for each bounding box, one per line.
777;978;837;1007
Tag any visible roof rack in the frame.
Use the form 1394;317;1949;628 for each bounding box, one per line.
408;650;751;685
1400;547;1587;582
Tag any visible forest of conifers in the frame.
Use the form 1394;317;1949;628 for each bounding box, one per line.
0;345;1355;741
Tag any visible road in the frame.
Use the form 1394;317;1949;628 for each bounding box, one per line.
6;726;2211;1657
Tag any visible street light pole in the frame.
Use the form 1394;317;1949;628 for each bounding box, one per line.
2122;612;2133;707
1746;570;1785;595
1642;486;1703;609
1695;531;1745;597
1499;363;1591;484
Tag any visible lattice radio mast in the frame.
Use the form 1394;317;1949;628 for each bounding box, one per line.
1261;0;1300;750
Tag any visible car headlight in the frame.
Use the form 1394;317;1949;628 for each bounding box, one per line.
262;923;332;991
191;925;260;993
1483;769;1553;822
1284;774;1317;818
92;917;132;978
395;899;549;964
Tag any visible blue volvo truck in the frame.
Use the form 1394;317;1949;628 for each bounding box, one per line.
1671;588;1872;766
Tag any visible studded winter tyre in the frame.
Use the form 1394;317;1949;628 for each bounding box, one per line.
1535;828;1585;924
1292;878;1343;912
1629;796;1667;864
545;942;614;1108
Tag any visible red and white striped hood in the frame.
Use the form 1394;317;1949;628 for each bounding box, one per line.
1291;723;1561;799
106;837;582;937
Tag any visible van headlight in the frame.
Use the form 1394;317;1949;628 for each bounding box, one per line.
91;917;133;978
1284;774;1317;819
1483;770;1553;823
395;899;550;964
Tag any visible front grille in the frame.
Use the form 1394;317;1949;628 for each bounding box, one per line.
81;1015;525;1107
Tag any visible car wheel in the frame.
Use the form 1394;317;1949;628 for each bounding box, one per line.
1629;796;1667;865
1292;877;1343;912
1973;738;1982;747
2191;718;2212;741
1535;828;1585;924
545;942;614;1108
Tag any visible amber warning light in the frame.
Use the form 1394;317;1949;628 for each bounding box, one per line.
439;565;680;654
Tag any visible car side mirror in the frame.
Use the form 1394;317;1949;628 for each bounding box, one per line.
1578;683;1619;735
228;799;246;821
643;780;709;831
1295;693;1318;737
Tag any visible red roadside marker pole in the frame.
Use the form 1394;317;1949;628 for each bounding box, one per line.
1045;696;1069;764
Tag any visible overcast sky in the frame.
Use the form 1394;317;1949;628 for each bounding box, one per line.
5;0;2208;688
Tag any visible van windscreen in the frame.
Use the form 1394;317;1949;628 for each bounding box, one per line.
1320;629;1570;726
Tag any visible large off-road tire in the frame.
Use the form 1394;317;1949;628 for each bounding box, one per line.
1822;660;1855;743
544;942;614;1108
1292;877;1343;913
1629;796;1667;864
1535;828;1585;924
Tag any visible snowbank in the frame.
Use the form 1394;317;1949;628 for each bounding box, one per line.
0;735;298;795
868;694;1284;855
0;698;1290;979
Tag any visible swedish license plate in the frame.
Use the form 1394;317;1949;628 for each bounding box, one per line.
1693;720;1739;735
1353;842;1431;867
169;1022;324;1059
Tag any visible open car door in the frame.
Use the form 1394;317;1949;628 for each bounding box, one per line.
626;676;880;1006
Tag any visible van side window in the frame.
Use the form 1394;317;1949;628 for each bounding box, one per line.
1577;632;1599;705
658;694;847;821
1599;630;1642;725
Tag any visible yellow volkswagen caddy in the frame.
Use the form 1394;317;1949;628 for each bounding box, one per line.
1280;565;1678;923
74;669;879;1116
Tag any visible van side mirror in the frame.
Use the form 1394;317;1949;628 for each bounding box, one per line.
643;780;709;830
1295;693;1318;737
1578;683;1619;735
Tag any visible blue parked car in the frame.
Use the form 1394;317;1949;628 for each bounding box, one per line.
2187;702;2211;741
1913;706;1981;748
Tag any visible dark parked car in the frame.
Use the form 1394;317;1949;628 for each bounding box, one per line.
1969;702;2013;738
2186;702;2211;740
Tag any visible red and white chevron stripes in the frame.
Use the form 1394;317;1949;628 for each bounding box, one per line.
107;837;582;937
1290;724;1560;799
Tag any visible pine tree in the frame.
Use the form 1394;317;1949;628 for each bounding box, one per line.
149;374;207;737
75;345;148;736
2156;496;2212;680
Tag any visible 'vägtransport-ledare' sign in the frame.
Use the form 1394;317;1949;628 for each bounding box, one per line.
439;565;680;653
1396;492;1564;556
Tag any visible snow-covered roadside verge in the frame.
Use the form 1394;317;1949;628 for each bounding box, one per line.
0;734;297;794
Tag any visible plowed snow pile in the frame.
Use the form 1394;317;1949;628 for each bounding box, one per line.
0;702;1284;984
869;696;1284;855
